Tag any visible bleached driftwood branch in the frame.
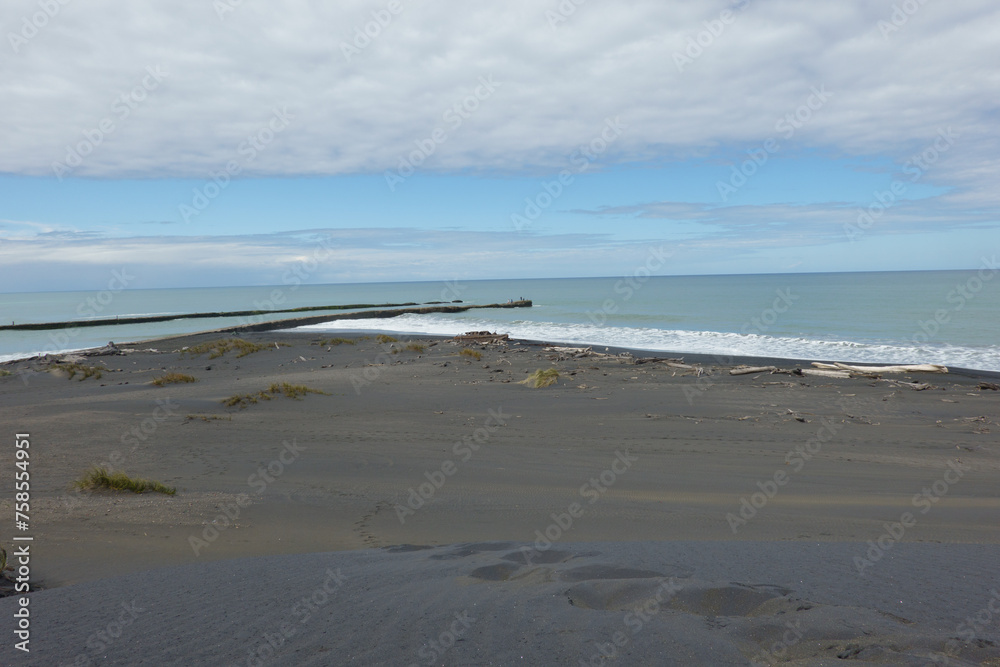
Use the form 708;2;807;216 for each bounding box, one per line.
811;362;948;374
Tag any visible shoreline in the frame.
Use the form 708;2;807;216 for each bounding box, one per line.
6;325;1000;381
1;327;997;662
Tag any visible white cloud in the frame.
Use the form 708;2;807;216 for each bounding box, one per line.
0;0;997;208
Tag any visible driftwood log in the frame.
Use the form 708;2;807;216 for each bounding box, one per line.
811;362;948;374
729;366;778;376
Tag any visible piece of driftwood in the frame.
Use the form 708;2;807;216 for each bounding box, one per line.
880;379;934;390
453;331;510;343
544;346;602;360
812;362;948;374
800;368;852;379
82;341;123;356
978;382;1000;391
729;366;778;376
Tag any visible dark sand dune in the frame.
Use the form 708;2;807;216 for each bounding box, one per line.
1;541;998;665
1;331;998;664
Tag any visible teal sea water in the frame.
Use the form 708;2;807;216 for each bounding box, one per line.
2;270;998;371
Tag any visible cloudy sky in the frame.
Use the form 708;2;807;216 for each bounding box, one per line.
1;0;998;292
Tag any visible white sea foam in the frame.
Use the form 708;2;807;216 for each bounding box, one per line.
294;314;1000;372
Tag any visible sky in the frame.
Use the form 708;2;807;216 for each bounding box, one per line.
1;0;998;292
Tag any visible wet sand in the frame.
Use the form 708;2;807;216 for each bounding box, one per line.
0;331;998;664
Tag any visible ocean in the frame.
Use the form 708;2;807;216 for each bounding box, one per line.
2;270;998;371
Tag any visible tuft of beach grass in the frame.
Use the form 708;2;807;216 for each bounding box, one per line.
375;334;398;344
183;338;286;359
73;467;176;495
222;382;328;409
152;372;197;386
460;348;483;361
48;362;106;381
519;368;560;388
314;337;355;346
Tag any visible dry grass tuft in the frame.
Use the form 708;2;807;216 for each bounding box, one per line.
183;338;286;359
48;362;106;380
375;334;398;344
315;337;355;346
152;372;197;386
222;382;328;409
459;348;483;361
519;368;560;388
74;467;175;495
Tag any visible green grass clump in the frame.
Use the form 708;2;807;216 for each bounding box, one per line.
152;372;197;386
519;368;560;388
269;382;328;399
0;370;11;377
185;414;231;422
73;467;175;495
222;392;270;409
460;348;483;361
404;343;426;353
375;334;398;344
222;382;328;409
48;362;106;380
183;338;284;359
314;337;355;346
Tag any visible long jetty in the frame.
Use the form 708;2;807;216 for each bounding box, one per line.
1;300;533;333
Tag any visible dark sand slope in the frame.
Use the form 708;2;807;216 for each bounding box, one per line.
1;331;998;664
1;542;999;665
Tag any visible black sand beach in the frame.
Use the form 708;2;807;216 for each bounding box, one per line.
1;330;998;665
